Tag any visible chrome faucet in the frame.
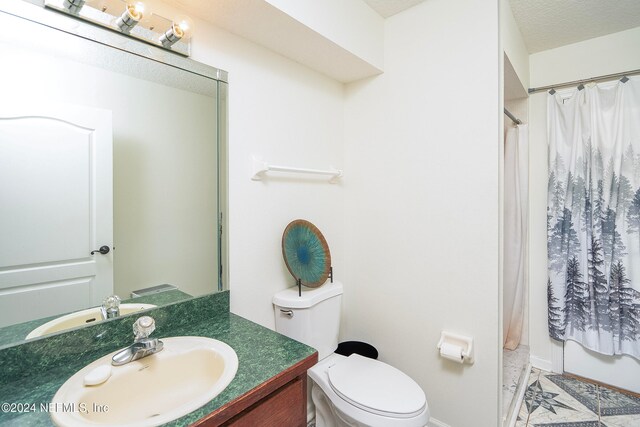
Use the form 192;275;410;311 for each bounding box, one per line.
100;295;121;320
112;316;164;366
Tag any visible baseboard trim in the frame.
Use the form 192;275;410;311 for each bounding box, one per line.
428;417;450;427
551;340;564;373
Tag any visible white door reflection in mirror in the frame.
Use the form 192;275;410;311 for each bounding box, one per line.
0;103;113;327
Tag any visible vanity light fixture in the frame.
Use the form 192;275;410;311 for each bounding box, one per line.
44;0;192;56
160;15;194;48
116;2;146;33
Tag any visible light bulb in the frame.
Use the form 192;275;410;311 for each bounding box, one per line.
116;1;147;33
173;15;194;40
126;2;145;21
160;14;194;47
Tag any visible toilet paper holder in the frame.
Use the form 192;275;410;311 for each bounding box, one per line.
437;331;474;364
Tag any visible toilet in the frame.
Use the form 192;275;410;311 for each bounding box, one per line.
273;281;429;427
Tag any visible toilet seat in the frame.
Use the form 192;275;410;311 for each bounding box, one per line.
327;354;426;418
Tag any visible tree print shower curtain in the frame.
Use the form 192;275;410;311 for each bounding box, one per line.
547;76;640;359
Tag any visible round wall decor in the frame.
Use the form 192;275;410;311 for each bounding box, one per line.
282;219;331;288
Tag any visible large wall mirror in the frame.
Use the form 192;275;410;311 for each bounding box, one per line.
0;1;228;347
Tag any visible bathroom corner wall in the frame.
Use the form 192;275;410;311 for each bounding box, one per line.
500;0;529;90
188;18;345;330
342;0;501;425
528;26;640;371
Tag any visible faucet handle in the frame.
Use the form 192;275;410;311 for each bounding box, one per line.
103;295;121;310
100;295;121;320
133;316;156;340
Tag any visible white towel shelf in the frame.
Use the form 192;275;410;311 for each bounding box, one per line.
251;156;343;183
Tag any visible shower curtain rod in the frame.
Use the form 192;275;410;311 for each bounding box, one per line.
504;108;522;125
528;67;640;94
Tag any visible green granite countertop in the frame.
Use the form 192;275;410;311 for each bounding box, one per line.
0;291;317;426
0;289;193;348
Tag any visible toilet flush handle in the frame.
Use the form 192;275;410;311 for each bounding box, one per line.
280;309;294;318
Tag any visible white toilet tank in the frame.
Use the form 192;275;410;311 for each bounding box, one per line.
273;281;343;360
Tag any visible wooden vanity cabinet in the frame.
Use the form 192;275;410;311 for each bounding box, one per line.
193;353;317;427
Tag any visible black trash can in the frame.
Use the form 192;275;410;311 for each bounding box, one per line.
335;341;378;359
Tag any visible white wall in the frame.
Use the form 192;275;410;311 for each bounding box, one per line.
342;0;501;425
157;0;382;82
265;0;384;69
500;0;529;90
528;26;640;370
188;16;345;330
530;26;640;90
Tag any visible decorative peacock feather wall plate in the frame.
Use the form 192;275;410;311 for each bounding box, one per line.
282;219;331;288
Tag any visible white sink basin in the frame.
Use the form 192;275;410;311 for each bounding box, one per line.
26;304;156;339
51;336;238;427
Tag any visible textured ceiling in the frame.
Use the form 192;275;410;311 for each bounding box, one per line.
362;0;427;18
510;0;640;53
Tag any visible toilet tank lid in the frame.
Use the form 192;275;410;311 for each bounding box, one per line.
273;281;343;308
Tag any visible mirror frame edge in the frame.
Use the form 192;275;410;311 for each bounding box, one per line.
217;81;229;292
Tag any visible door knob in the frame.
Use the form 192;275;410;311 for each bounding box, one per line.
91;246;110;255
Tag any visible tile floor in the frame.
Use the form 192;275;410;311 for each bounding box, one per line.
515;368;640;427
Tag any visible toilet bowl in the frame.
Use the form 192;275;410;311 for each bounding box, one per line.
273;282;429;427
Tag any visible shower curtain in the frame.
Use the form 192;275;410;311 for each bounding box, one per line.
504;124;529;350
547;77;640;359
